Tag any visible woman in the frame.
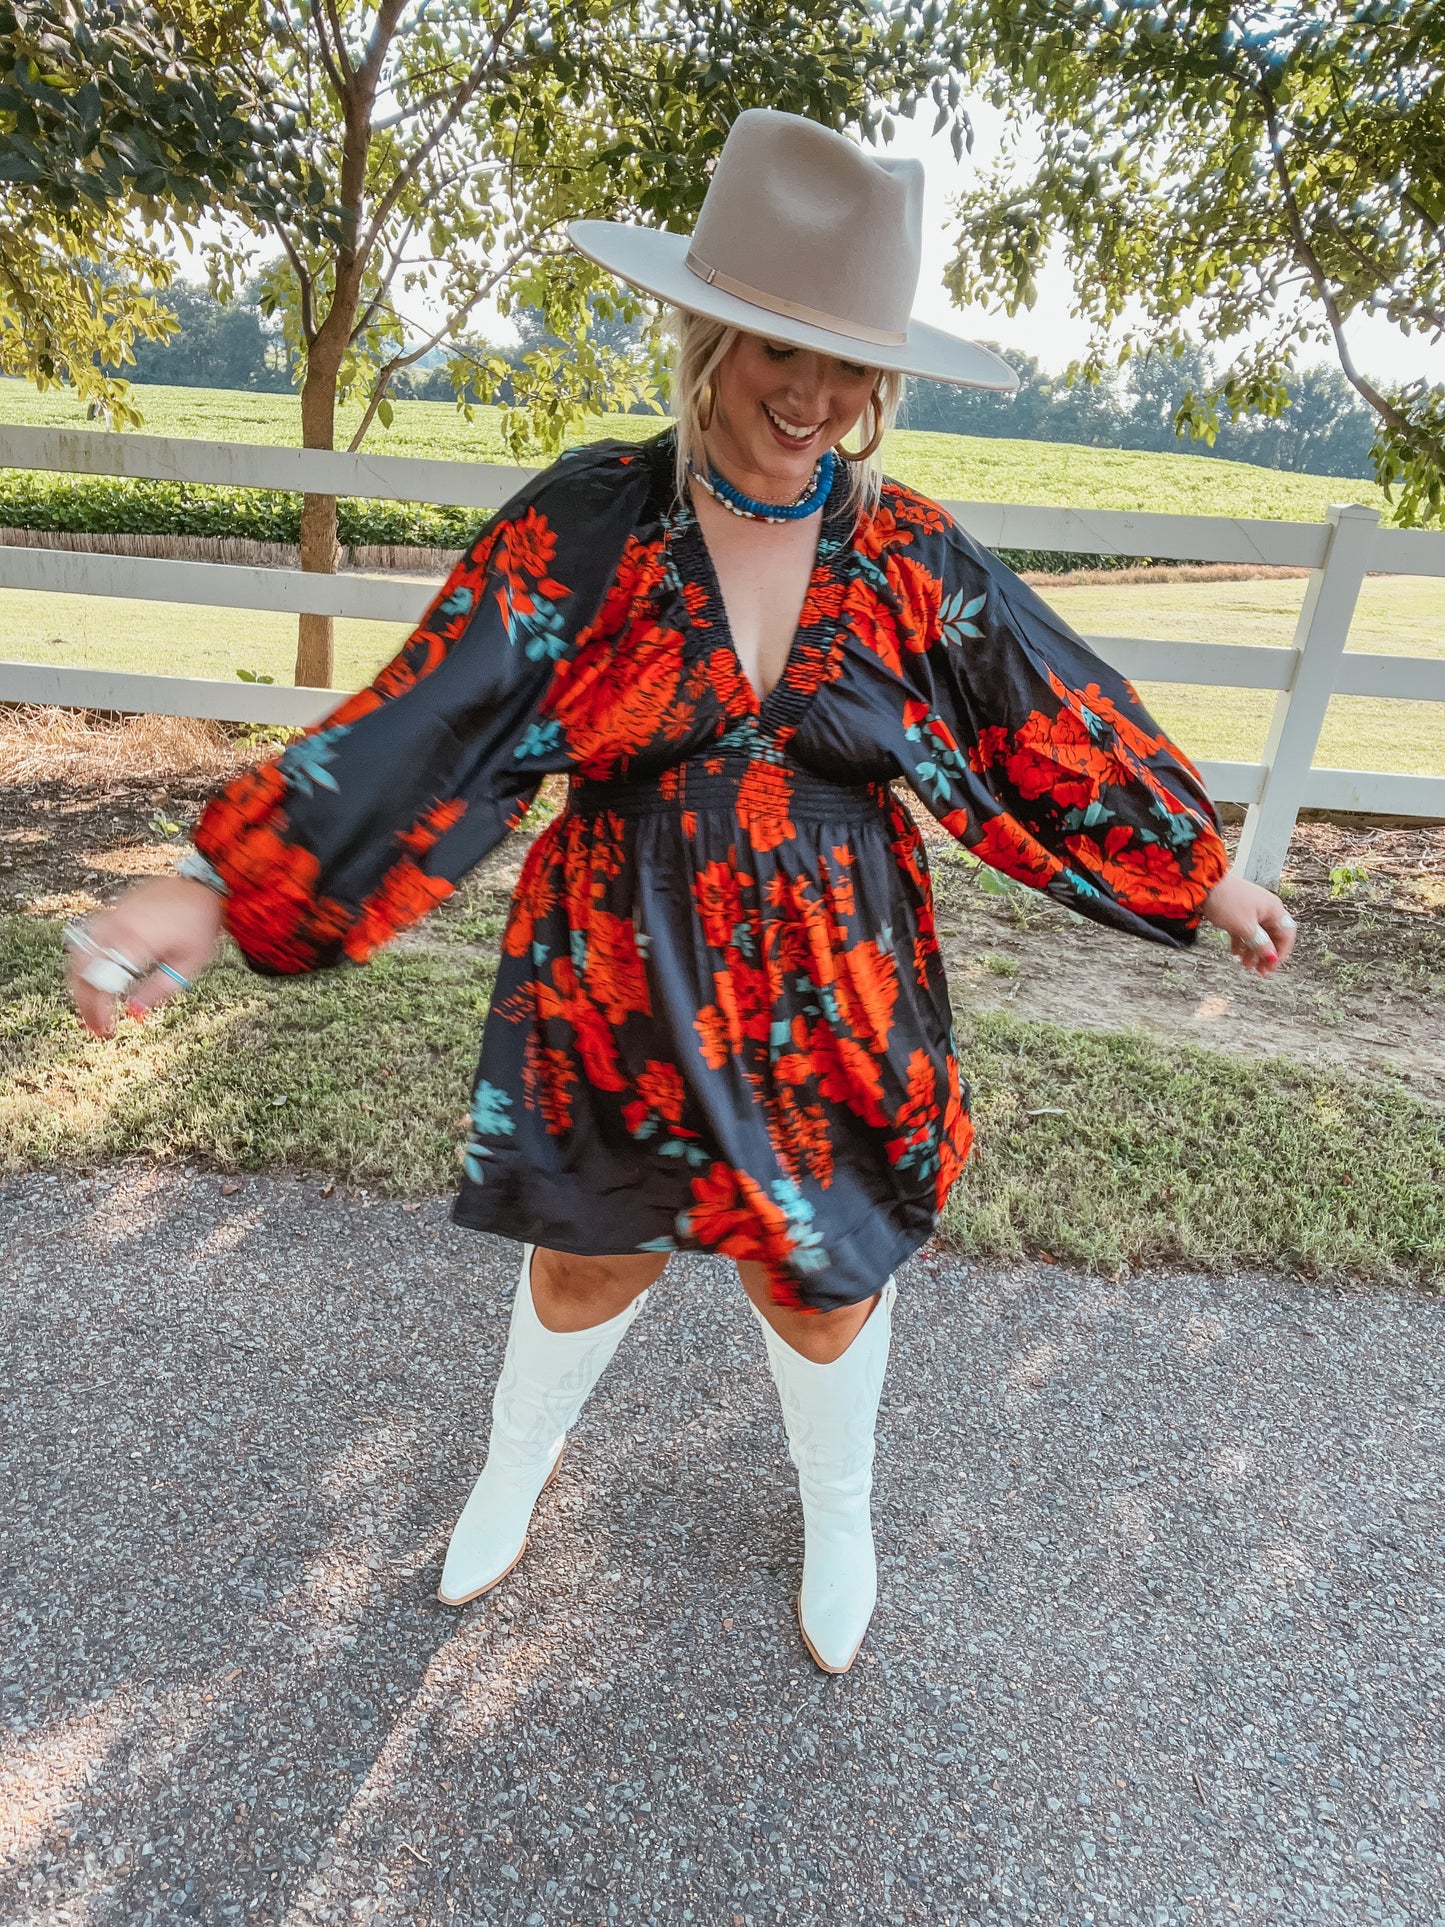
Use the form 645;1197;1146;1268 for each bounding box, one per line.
65;110;1295;1675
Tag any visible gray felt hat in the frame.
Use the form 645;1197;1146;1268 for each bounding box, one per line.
568;108;1018;391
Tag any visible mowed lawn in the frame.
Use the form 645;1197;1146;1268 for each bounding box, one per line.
0;375;1394;520
2;573;1440;778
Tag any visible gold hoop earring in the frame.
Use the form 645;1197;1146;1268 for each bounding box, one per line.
697;378;715;432
837;389;885;462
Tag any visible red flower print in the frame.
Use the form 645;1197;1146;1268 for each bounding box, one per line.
694;859;746;947
835;938;899;1052
491;506;568;625
797;575;849;626
887;552;943;655
886;1048;939;1169
549;619;686;776
538;1045;578;1136
586;910;652;1024
681;578;710;625
971;812;1064;889
707;645;757;721
1067;825;1211;918
682;1164;794;1272
809;1021;889;1128
934;1052;975;1209
504;829;561;957
736;759;796;853
772;1086;835;1188
346;859;455;963
784;636;846;699
637;1059;687;1125
880;483;947;536
693;1000;736;1070
566;535;669;664
852;503;909;562
842;578;902;678
534;958;625;1091
973;705;1131;812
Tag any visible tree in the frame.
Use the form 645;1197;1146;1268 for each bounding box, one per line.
942;0;1445;524
0;0;313;422
126;279;294;391
210;1;979;688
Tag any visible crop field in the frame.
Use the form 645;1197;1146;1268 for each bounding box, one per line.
1;379;1438;779
0;376;1392;521
2;572;1439;778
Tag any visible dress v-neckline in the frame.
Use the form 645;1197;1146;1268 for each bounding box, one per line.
672;458;852;732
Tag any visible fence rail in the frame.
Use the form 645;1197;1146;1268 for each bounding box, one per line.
2;424;1443;883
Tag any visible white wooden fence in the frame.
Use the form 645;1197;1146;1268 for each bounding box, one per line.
1;422;1443;884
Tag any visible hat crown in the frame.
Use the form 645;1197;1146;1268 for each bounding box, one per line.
686;109;924;348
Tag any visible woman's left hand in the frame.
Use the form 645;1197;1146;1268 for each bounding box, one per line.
1201;869;1298;977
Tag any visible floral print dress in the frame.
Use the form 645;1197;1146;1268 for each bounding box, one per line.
194;430;1228;1310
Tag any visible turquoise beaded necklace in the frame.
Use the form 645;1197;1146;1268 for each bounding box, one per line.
688;447;835;523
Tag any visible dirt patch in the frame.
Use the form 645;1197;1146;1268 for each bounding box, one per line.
4;710;1442;1104
924;810;1445;1105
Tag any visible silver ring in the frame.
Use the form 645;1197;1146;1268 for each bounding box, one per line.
1247;924;1273;950
63;922;144;996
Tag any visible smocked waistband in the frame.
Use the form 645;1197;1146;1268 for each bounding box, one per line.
567;753;888;823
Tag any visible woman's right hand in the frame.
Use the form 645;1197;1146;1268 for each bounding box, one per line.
66;877;227;1039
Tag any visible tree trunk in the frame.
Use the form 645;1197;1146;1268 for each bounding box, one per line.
295;355;342;689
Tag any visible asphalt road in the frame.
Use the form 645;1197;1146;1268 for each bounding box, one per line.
2;1166;1442;1927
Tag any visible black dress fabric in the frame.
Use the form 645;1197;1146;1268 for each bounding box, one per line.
194;429;1228;1310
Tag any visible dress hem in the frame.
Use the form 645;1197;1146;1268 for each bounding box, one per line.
447;1183;940;1309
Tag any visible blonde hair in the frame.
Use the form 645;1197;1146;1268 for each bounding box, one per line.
668;306;904;523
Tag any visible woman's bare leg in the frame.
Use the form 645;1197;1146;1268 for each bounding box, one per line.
529;1247;670;1332
734;1261;880;1362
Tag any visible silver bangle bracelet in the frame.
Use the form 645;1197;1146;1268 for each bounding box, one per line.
177;848;229;899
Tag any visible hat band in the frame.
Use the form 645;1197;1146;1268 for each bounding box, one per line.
683;248;908;349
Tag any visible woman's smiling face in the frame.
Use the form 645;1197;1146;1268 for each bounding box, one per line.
706;332;877;500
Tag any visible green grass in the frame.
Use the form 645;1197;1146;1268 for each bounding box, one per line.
5;572;1440;777
0;375;1391;521
0;587;409;693
6;907;1442;1284
1038;574;1445;776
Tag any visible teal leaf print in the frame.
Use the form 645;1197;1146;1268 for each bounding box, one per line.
514;720;562;761
469;1080;515;1137
939;589;987;647
439;585;474;620
515;603;571;662
278;724;348;798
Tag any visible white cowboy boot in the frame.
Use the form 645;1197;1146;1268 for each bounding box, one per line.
749;1277;897;1673
438;1244;649;1606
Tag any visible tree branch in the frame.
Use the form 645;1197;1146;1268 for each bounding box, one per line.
306;1;349;95
276;227;318;346
1261;90;1413;438
356;0;534;262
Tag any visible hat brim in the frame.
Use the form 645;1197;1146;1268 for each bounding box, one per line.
567;221;1019;392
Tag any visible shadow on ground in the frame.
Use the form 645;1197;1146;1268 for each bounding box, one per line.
2;1167;1442;1926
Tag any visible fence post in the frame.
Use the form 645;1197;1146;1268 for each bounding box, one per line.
1232;502;1380;887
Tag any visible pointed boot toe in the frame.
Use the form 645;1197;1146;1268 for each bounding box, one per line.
797;1555;878;1675
437;1450;563;1606
750;1277;896;1675
437;1245;648;1609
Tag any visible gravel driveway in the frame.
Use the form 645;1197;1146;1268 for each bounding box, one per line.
2;1166;1442;1927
